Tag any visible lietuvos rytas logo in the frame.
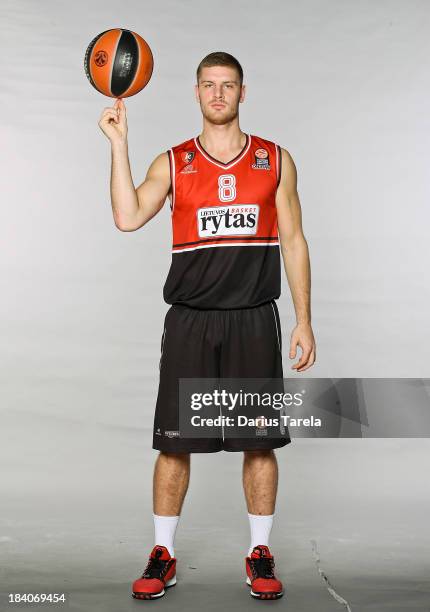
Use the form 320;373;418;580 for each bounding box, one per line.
182;151;195;163
180;150;197;174
197;205;260;237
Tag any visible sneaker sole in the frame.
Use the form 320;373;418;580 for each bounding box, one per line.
246;576;284;600
132;576;176;600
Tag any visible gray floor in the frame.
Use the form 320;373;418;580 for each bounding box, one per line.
1;416;430;611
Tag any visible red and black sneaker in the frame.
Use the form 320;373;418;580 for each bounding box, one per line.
245;545;284;600
132;545;176;600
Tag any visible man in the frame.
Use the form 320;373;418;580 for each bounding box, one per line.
98;51;315;601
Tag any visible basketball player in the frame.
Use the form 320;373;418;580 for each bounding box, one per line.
98;52;315;601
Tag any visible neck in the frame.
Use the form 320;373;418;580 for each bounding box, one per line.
199;118;245;153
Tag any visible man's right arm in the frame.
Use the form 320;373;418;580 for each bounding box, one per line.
111;144;171;232
99;98;171;232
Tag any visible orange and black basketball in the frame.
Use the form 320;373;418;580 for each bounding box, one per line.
84;29;153;97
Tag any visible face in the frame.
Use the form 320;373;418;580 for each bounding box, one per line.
195;65;246;125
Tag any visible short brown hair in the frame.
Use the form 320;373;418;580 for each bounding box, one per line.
196;52;243;85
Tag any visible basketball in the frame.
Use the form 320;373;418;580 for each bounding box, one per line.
84;28;153;98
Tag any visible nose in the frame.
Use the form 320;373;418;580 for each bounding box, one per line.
214;86;224;100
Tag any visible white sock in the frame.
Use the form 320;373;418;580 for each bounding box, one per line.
247;513;274;556
153;514;179;557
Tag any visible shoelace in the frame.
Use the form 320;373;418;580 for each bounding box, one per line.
251;557;275;579
142;552;167;579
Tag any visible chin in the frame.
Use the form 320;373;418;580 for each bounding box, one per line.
203;108;238;125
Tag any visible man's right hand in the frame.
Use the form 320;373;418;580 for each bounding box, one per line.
98;98;128;144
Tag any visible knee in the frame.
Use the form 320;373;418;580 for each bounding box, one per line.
159;450;190;459
159;451;190;468
243;449;275;462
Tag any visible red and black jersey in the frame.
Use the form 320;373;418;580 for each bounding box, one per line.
163;134;282;309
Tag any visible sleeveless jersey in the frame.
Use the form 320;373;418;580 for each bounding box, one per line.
163;134;282;309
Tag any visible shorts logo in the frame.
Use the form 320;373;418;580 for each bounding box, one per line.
252;148;271;170
255;427;268;436
255;416;268;436
165;430;180;438
197;205;260;237
182;151;195;163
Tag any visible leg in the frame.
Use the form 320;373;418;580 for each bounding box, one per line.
133;304;221;600
243;449;278;515
153;451;190;515
242;449;284;600
152;451;190;556
216;303;286;599
243;449;278;554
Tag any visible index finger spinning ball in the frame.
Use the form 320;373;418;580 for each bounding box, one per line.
84;29;153;98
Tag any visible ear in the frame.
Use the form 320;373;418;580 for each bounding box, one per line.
239;84;246;103
194;83;200;103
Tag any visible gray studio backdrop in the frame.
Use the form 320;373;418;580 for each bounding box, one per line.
1;1;430;611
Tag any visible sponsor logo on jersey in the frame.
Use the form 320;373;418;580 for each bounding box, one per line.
197;205;260;237
181;163;197;174
252;148;271;170
182;151;195;163
180;151;197;173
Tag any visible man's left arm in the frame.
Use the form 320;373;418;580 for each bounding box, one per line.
275;147;316;372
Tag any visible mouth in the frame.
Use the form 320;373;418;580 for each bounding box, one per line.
211;103;226;109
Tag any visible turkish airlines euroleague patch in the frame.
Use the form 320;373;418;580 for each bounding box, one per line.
197;205;260;237
252;148;271;170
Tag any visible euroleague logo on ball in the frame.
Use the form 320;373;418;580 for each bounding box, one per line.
252;148;270;170
94;50;108;67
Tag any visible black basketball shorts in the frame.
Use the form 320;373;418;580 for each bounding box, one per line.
152;300;292;453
